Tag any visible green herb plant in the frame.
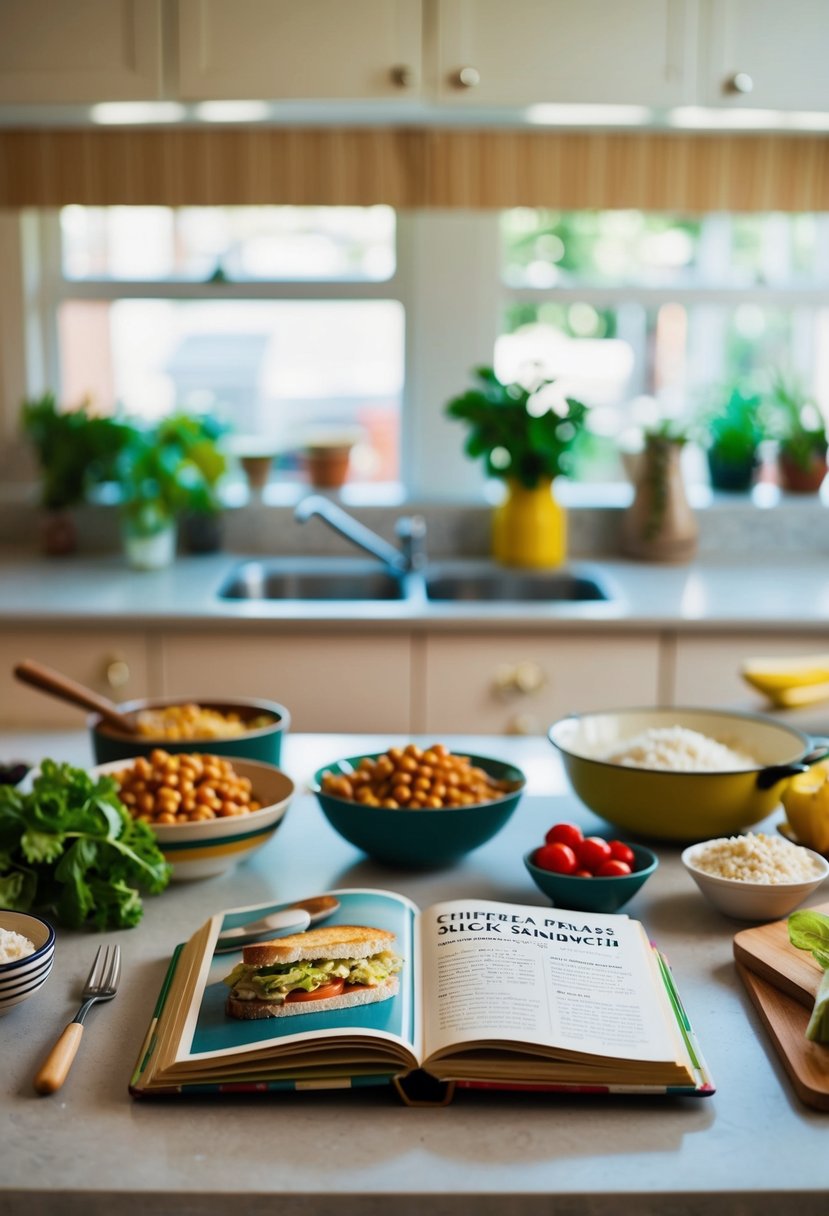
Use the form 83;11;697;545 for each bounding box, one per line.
767;371;827;470
22;393;130;510
445;366;589;489
701;385;765;464
787;908;829;1042
0;760;171;930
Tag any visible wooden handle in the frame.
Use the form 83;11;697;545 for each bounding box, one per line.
34;1022;85;1095
13;658;136;734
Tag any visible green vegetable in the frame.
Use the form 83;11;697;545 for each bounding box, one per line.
0;759;171;930
787;908;829;1042
225;951;404;1001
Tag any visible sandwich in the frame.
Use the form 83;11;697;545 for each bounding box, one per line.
223;924;404;1020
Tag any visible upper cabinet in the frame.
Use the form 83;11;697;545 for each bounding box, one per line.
0;0;163;104
177;0;424;101
698;0;829;112
431;0;696;109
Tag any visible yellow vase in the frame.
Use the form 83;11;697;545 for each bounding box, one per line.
492;479;566;568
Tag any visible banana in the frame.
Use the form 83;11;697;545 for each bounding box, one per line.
741;654;829;703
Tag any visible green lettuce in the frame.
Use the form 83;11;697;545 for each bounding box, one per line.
225;950;403;1002
787;908;829;1042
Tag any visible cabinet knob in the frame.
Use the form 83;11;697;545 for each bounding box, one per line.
493;661;546;696
105;657;131;690
723;71;754;95
507;712;541;736
452;65;481;89
390;64;415;88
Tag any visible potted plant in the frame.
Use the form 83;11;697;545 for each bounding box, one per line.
700;384;765;493
767;371;828;493
116;413;228;568
21;393;129;554
621;420;698;563
445;366;588;567
158;413;229;553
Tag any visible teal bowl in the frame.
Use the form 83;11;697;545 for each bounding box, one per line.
312;752;526;868
89;696;290;766
523;841;658;914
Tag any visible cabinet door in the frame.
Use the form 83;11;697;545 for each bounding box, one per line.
160;631;412;733
420;633;660;735
671;633;829;709
433;0;695;108
699;0;829;112
0;0;162;104
0;630;151;727
178;0;423;101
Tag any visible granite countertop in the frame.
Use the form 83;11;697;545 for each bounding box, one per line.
1;550;829;632
1;730;827;1216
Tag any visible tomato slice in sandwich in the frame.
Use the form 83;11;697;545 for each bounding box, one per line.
285;978;346;1003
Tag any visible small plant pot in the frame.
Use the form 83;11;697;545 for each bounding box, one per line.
40;509;77;556
778;449;828;494
304;442;353;490
239;454;274;493
122;521;177;570
706;448;759;493
181;512;223;554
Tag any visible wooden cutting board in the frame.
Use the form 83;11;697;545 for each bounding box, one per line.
733;900;829;1111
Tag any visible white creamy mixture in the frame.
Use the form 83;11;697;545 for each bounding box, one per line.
0;927;36;964
604;726;756;772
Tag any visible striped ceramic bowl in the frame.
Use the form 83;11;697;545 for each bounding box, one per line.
93;757;295;881
0;910;56;1013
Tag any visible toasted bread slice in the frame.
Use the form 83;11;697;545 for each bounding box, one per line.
242;924;396;968
226;974;399;1020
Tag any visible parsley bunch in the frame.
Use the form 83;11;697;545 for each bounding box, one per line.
0;760;171;930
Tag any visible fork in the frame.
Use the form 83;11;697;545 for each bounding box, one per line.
34;944;121;1095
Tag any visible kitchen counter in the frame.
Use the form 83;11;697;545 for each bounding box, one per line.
1;730;827;1216
1;550;829;632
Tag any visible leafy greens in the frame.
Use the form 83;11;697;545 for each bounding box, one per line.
787;908;829;1042
0;759;171;930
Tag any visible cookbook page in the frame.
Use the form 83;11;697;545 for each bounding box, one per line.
421;899;679;1065
174;888;422;1066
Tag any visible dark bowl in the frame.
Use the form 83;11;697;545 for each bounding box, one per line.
311;751;526;868
523;841;659;913
89;695;290;766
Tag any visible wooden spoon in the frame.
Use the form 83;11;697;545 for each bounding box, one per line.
13;658;138;735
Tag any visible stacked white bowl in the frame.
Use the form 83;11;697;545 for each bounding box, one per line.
0;910;56;1012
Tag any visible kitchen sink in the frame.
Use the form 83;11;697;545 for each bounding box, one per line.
217;559;406;601
423;567;612;603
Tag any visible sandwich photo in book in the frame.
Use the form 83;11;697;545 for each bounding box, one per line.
130;888;714;1102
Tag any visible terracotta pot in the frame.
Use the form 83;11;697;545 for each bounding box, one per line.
304;442;353;489
41;510;77;556
239;455;274;492
492;479;566;568
778;448;827;494
621;438;698;563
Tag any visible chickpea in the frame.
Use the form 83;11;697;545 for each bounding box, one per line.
112;752;262;826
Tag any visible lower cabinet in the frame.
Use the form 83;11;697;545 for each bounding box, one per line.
0;629;152;727
417;632;661;735
670;632;829;708
158;630;413;734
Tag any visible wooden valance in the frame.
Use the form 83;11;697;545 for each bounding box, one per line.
0;126;827;212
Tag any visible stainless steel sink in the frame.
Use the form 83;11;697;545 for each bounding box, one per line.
423;567;612;603
217;559;406;601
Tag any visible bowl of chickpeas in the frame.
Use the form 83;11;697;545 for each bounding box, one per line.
312;744;526;867
93;751;295;880
89;696;291;767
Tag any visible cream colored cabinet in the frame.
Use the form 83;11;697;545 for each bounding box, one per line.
698;0;829;113
159;630;413;733
670;632;829;709
0;630;152;727
432;0;697;109
177;0;424;101
418;632;661;735
0;0;163;104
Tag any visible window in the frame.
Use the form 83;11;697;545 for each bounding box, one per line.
21;205;829;499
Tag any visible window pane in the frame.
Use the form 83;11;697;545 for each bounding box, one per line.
60;205;396;282
58;298;403;483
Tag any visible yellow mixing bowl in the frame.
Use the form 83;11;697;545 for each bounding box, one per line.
548;707;829;843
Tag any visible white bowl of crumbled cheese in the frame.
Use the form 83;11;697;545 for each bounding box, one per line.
0;910;56;1013
681;833;829;920
548;707;829;843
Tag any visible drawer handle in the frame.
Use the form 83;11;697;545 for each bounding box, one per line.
105;658;131;690
507;713;541;736
493;661;546;696
390;64;415;88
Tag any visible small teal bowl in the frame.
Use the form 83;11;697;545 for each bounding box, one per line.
523;840;659;913
90;696;290;766
312;752;526;868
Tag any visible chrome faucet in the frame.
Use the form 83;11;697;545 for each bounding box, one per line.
294;496;426;575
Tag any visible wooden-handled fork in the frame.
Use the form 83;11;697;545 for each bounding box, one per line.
34;944;121;1095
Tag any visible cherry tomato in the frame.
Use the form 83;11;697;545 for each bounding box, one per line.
573;868;593;878
608;840;635;866
544;822;584;849
575;836;613;873
534;842;578;875
596;859;632;877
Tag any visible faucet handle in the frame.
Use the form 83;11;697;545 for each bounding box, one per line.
396;515;427;571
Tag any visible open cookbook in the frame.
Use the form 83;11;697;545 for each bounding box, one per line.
130;888;715;1104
